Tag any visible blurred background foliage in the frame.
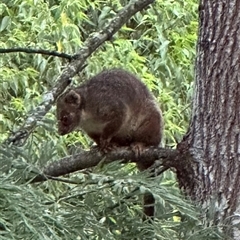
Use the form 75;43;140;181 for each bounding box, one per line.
0;0;219;239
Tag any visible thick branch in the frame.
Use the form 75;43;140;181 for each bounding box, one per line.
31;146;195;184
4;0;155;146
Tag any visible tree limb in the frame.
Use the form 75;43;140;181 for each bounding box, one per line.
30;146;192;183
3;0;155;146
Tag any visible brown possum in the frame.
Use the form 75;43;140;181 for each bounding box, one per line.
56;69;163;218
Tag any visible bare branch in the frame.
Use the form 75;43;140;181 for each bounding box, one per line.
0;48;73;60
4;0;155;146
30;146;192;183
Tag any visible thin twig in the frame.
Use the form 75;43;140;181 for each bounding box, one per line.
0;48;73;60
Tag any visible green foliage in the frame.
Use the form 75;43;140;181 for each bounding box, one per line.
0;0;223;239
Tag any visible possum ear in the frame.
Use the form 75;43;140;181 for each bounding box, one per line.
64;90;81;106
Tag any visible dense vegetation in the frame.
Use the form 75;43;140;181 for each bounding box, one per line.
0;0;205;239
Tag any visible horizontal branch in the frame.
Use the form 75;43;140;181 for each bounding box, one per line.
31;146;189;183
0;48;72;60
4;0;155;146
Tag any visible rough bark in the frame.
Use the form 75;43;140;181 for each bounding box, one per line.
178;0;240;238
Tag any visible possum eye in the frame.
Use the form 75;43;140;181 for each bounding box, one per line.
61;115;70;126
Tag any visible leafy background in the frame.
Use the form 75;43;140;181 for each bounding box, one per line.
0;0;220;239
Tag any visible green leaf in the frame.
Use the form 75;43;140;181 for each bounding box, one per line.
0;16;11;32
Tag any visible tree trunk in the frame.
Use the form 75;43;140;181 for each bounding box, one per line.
178;1;240;238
